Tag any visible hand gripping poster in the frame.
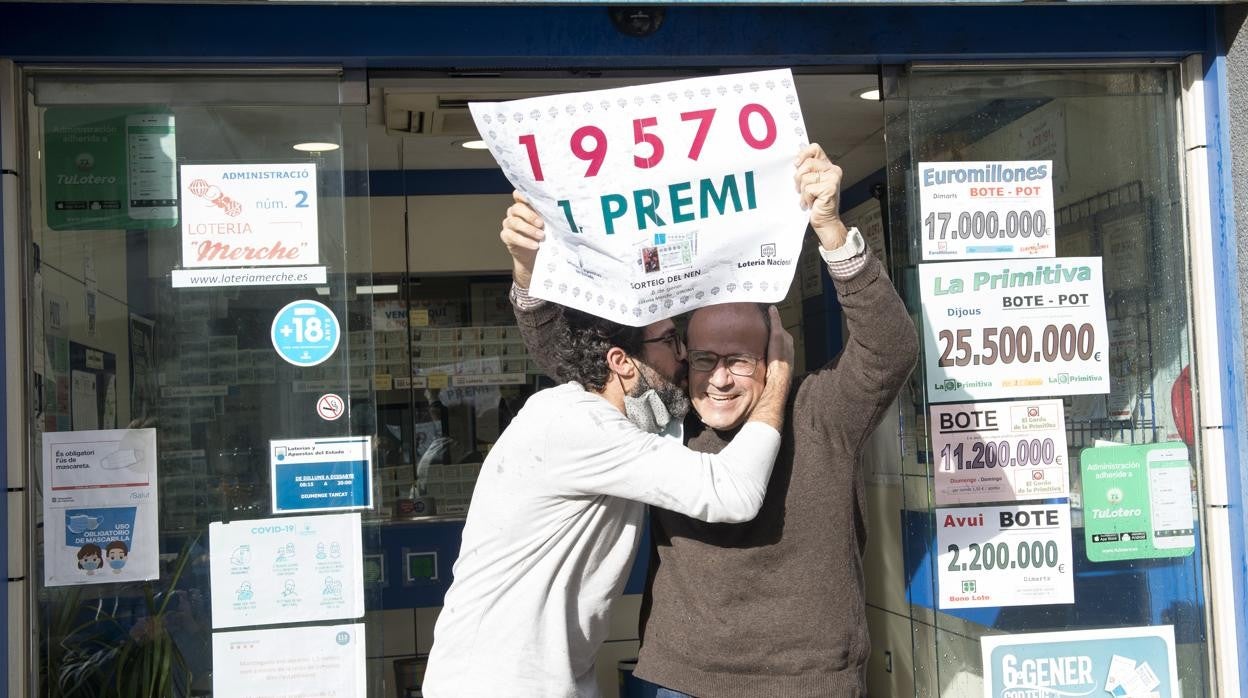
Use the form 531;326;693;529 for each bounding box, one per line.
470;69;810;325
42;428;159;586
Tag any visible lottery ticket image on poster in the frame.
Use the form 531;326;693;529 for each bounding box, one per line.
636;232;696;277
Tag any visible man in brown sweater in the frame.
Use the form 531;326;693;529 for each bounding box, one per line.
502;144;918;697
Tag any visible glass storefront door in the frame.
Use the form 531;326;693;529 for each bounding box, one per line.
21;60;1218;698
15;67;881;697
880;64;1212;697
21;68;377;696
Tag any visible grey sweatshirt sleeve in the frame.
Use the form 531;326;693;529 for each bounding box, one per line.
510;283;565;382
801;249;919;453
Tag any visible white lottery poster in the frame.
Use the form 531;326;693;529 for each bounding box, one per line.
174;162;325;288
212;623;366;698
470;69;810;325
42;428;160;586
930;399;1069;505
937;502;1074;609
919;160;1055;260
919;257;1110;402
209;512;365;629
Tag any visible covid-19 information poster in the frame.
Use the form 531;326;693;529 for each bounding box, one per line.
212;623;366;698
42;428;160;586
209;512;365;629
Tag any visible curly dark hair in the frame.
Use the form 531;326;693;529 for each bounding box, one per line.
554;308;646;391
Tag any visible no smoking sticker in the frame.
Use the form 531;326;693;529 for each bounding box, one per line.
317;394;345;421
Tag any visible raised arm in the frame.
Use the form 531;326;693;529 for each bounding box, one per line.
500;190;566;381
793;145;918;448
814;250;917;446
501;189;543;290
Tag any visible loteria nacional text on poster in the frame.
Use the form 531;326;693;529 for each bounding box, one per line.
919;257;1110;402
470;69;810;326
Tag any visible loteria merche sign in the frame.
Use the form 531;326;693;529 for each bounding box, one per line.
179;163;319;268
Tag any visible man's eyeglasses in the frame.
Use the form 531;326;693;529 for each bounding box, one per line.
641;331;685;354
687;350;761;377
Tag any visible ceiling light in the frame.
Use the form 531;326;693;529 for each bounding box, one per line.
356;284;399;295
855;88;881;101
292;141;340;153
315;287;331;296
458;139;489;150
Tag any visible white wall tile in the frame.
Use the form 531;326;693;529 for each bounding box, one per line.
415;605;441;654
608;593;641;641
866;605;915;698
594;639;640;698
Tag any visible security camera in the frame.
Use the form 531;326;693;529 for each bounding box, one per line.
609;7;665;38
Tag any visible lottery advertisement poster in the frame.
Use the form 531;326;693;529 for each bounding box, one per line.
919;257;1110;402
982;626;1178;698
470;69;811;325
937;502;1074;610
918;160;1056;261
173;162;325;288
930;399;1069;505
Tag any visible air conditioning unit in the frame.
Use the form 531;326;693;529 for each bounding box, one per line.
383;91;521;137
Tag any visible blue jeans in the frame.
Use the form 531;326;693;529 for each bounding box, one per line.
654;689;695;698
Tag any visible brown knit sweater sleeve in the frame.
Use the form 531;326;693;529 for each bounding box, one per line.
509;283;565;382
803;252;919;452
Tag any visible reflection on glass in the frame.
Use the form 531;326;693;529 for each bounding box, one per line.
885;67;1208;697
370;278;546;519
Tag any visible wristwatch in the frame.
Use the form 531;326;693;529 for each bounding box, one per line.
817;226;866;263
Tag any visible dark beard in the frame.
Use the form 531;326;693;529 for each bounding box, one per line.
632;365;691;421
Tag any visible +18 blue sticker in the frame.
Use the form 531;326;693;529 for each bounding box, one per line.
271;299;341;367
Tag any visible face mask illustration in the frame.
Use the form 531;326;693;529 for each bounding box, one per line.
67;514;101;534
77;544;103;575
105;541;128;573
101;449;144;470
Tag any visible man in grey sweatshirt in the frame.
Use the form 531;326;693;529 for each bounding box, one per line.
504;144;918;697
